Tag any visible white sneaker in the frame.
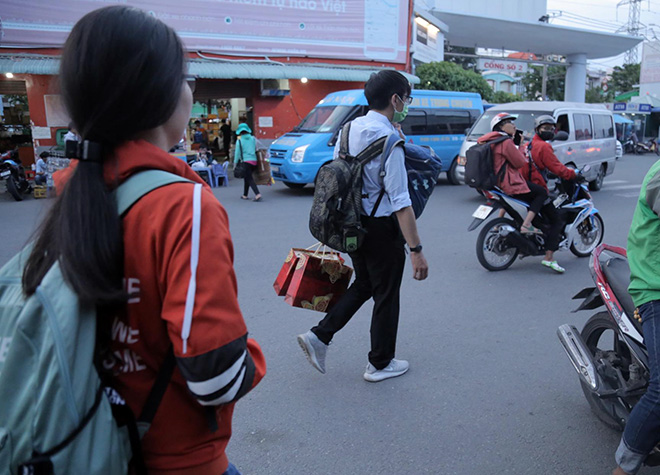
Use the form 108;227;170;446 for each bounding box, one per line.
297;330;327;374
363;359;409;382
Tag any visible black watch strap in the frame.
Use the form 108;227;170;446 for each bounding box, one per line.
409;244;423;253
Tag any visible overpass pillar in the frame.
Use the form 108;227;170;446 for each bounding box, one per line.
564;53;587;102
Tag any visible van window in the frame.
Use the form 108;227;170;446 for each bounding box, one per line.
296;105;355;133
592;114;614;139
400;109;427;135
467;110;546;140
573;113;593;140
427;110;472;135
556;114;570;134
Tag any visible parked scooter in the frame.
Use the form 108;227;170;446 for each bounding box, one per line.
0;150;32;201
468;169;604;271
622;136;636;155
646;137;660;156
557;244;660;467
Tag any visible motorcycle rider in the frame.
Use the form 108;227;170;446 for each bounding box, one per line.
478;112;548;236
612;159;660;474
526;115;579;273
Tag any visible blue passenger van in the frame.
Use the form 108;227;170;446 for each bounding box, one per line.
268;89;484;188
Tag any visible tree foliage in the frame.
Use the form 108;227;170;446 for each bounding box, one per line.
416;61;493;101
584;87;612;104
609;63;640;97
491;91;524;104
520;65;566;101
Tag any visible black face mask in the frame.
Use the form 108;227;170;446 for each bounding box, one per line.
539;130;555;141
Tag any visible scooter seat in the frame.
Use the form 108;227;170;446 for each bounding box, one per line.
602;256;642;334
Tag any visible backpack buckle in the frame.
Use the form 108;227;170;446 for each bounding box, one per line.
18;456;54;475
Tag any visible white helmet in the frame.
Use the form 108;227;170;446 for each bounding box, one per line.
490;112;517;131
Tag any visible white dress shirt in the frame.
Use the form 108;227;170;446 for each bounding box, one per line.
333;110;411;217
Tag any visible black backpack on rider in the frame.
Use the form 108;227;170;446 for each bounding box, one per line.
465;135;509;189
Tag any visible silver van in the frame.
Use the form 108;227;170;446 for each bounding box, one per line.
456;102;617;190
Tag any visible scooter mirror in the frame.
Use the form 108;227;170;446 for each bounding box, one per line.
552;131;569;141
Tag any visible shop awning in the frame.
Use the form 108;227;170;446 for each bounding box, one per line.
615;90;639;102
188;60;420;84
614;114;634;124
0;54;420;84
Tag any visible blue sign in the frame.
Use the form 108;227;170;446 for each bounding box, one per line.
613;102;627;111
640;104;652;113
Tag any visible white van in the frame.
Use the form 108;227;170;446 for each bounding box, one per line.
456;102;617;190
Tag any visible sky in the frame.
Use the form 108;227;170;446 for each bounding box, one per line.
546;0;660;70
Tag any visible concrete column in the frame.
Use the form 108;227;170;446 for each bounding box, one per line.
564;53;587;103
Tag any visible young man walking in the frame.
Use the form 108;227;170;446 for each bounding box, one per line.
297;70;429;382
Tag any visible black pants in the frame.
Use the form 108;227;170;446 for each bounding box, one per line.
243;162;259;197
312;215;406;369
540;201;563;252
511;181;547;215
223;139;231;156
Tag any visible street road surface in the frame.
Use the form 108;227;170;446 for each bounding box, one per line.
1;154;658;474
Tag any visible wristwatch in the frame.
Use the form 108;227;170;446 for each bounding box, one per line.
409;244;423;253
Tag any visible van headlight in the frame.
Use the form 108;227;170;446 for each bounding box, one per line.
291;144;309;163
457;156;467;165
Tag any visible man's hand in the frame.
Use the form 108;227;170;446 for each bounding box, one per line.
393;123;406;141
410;251;428;280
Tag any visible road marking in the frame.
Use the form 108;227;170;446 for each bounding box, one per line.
605;184;642;191
604;180;628;185
616;192;642;198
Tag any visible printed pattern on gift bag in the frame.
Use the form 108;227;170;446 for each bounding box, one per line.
273;248;301;296
284;250;353;313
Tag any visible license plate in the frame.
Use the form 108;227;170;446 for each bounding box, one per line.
472;204;493;219
0;170;10;178
271;166;279;173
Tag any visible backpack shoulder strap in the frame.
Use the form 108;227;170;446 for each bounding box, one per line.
338;122;352;159
370;133;404;217
116;170;193;216
356;135;389;165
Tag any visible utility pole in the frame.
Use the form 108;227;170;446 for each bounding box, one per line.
541;57;548;100
618;0;642;64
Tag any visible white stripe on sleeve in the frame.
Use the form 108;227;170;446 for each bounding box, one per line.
185;351;247;397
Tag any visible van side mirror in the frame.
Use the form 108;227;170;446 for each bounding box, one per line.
464;128;470;135
553;131;569;141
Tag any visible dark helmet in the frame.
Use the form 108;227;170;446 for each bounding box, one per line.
534;115;556;130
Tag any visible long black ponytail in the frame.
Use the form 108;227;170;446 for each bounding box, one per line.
23;6;186;305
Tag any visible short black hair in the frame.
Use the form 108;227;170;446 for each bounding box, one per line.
364;70;411;110
195;120;201;125
39;151;49;159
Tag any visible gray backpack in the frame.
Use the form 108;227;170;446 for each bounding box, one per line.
0;170;192;475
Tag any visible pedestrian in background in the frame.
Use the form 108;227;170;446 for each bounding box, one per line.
234;123;262;201
22;6;265;474
34;151;48;185
297;70;429;383
221;118;232;158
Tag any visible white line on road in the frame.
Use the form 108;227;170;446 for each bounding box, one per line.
604;180;628;185
605;184;642;191
616;192;642;198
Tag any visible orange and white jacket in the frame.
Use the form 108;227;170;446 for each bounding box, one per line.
101;140;266;474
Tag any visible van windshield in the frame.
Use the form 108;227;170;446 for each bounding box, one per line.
295;105;354;133
467;110;547;141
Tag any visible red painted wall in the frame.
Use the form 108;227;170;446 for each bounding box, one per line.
252;80;365;140
23;74;61;148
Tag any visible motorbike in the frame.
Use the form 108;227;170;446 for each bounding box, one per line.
645;137;660;156
622;136;636;155
0;150;32;201
468;172;604;271
557;244;660;467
